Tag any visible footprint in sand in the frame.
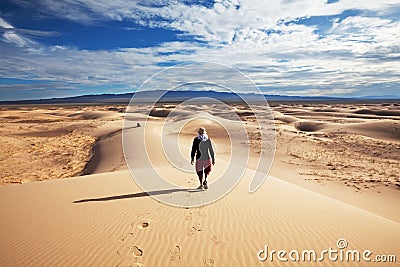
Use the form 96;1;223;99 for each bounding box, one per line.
203;258;215;267
210;236;226;248
116;245;143;266
117;246;130;256
118;232;134;242
169;245;181;262
184;212;193;221
185;210;205;221
132;246;143;257
187;223;202;236
138;221;149;229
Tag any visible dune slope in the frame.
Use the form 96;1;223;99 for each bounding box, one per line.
0;170;399;267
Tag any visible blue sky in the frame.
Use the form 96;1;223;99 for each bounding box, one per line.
0;0;399;100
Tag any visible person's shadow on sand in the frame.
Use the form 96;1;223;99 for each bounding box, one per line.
73;188;204;203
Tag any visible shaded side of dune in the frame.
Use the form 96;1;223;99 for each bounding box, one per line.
81;129;127;175
294;121;327;132
354;109;400;116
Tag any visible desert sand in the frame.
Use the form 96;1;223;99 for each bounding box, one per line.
0;105;126;184
0;102;399;266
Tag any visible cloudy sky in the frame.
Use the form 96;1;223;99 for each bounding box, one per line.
1;0;399;100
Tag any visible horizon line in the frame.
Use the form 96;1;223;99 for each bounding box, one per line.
1;89;399;104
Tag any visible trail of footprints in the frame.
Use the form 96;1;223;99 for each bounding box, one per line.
183;209;223;266
116;213;150;267
116;209;224;266
169;245;181;266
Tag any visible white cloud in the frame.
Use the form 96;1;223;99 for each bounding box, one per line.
3;31;35;47
2;34;398;96
0;17;13;29
0;17;37;47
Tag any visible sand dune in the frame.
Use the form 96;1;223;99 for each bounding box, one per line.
0;102;399;266
82;128;126;175
1;171;398;266
291;120;399;142
354;108;400;117
273;114;299;124
294;121;327;132
346;121;400;142
0;106;126;184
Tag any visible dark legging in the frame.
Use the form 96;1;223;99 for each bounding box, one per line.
197;164;211;184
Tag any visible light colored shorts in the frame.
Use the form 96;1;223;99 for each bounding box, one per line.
195;159;212;173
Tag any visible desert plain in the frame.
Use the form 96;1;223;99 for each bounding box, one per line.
0;101;399;266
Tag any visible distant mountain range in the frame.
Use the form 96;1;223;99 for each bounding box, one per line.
0;90;398;105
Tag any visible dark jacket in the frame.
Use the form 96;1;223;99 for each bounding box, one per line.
191;137;215;161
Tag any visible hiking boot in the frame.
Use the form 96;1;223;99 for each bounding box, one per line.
203;180;208;190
